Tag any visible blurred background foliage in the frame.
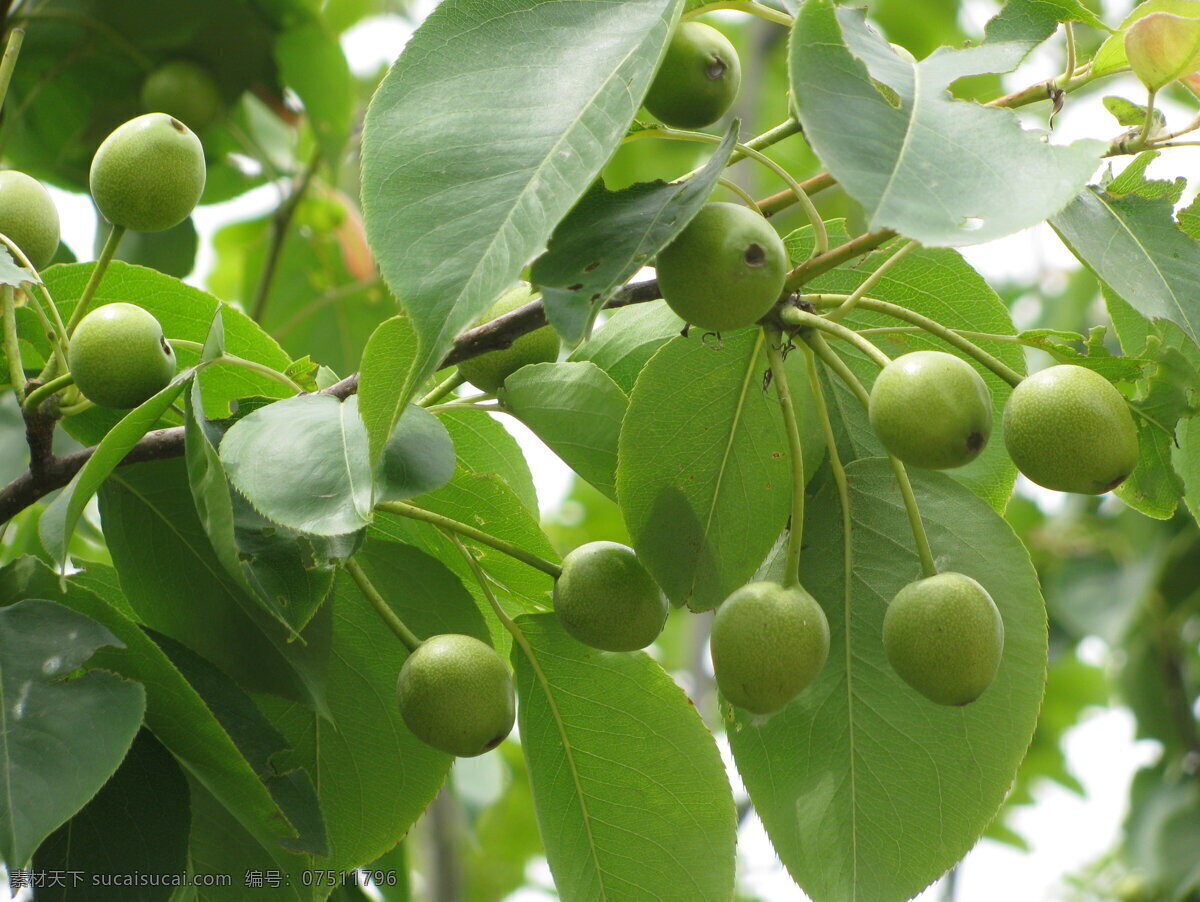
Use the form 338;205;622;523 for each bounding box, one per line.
0;0;1195;899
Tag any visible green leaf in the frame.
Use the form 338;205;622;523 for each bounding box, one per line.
617;329;798;611
1051;187;1200;348
39;373;190;568
0;599;145;868
375;404;456;503
0;558;318;888
34;730;190;902
99;459;332;712
110;217;199;280
1174;414;1200;525
1103;95;1164;128
256;540;489;871
220;394;373;536
360;0;681;411
727;460;1047;902
790;0;1104;246
500;362;627;500
1094;0;1200;74
359;314;418;467
512;613;736;902
983;0;1108;46
275;13;354;170
785;222;1025;511
438;409;539;515
1126;12;1200;88
568;300;685;395
531;125;736;344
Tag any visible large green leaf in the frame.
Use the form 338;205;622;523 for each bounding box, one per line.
617;329;791;611
789;0;1104;246
1051;187;1200;348
512;613;736;902
256;540;489;872
438;409;539;515
358;314;418;468
375;404;456;503
99;459;332;711
1093;0;1200;73
727;459;1047;902
568;300;685;395
360;0;681;410
500;362;627;500
531;125;736;344
982;0;1107;46
0;599;145;868
34;730;190;902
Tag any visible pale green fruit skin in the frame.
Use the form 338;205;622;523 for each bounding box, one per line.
457;283;559;392
0;171;61;270
396;634;515;757
655;203;787;332
140;60;224;132
68;303;176;409
883;572;1003;706
90;113;206;232
710;581;830;714
1003;364;1138;494
869;350;992;470
553;541;668;651
644;22;741;129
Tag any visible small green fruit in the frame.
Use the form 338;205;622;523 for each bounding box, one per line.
141;60;224;132
396;634;515;757
0;170;60;270
868;350;992;469
882;572;1003;706
644;21;741;129
655;203;787;332
553;541;668;651
1003;364;1138;494
90;113;206;232
68;303;176;409
457;283;559;392
710;581;829;714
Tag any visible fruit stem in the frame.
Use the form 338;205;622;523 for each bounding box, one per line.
251;149;322;324
1064;23;1077;82
805;334;938;578
764;327;806;589
417;371;467;407
0;232;70;368
643;125;828;255
824;240;919;323
682;1;793;26
804;294;1026;388
785;229;897;291
22;371;74;415
779;306;891;368
377;500;563;580
0;27;25;117
65;224;126;335
716;176;762;212
2;285;24;403
446;532;520;634
345;557;422;652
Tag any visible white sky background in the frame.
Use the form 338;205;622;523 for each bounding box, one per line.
36;0;1180;899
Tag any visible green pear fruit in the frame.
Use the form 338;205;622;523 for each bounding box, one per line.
68;303;176;409
644;21;741;129
456;283;559;392
655;203;787;332
868;350;993;469
0;170;60;270
882;572;1003;706
710;581;829;714
396;634;515;757
90;113;206;232
141;60;224;132
1003;364;1138;494
553;541;668;651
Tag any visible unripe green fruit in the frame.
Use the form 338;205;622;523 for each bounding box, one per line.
396;634;515;757
0;171;61;271
457;283;559;392
90;113;206;232
655;203;787;332
140;60;224;132
868;350;992;470
553;541;668;651
68;303;176;409
710;581;829;714
882;572;1003;706
644;21;741;129
1002;364;1138;494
